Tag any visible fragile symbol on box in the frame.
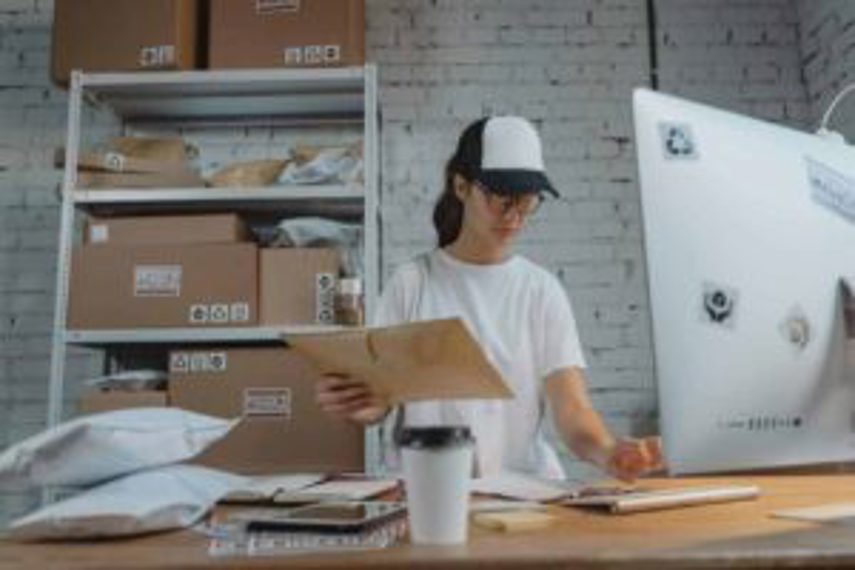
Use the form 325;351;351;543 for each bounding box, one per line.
316;272;336;324
230;302;250;323
210;304;230;323
189;304;209;324
139;45;176;68
170;352;190;373
244;388;291;417
102;152;125;172
283;44;341;66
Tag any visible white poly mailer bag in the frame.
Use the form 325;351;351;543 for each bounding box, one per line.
7;464;247;541
0;408;238;491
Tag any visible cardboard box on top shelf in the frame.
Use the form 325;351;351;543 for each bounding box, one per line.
52;0;201;87
259;248;340;326
68;243;258;329
208;0;365;69
83;213;251;247
168;346;364;474
79;390;169;414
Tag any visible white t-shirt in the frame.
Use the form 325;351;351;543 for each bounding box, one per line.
375;248;587;479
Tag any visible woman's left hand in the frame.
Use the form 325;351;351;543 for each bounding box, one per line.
606;436;664;482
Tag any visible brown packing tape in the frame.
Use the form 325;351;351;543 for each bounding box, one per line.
284;318;514;404
207;159;290;187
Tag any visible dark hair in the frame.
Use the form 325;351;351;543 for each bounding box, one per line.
432;118;488;247
432;159;465;247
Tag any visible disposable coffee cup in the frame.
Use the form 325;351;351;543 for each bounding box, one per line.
400;426;474;545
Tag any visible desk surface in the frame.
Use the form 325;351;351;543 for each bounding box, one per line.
4;474;855;569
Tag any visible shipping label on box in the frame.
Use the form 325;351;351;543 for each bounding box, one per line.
134;265;182;297
283;44;341;66
139;45;176;67
256;0;299;14
243;387;291;418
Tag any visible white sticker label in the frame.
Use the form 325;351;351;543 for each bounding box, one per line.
190;352;210;372
102;151;125;172
209;352;228;372
188;304;209;324
807;157;855;223
324;44;341;63
244;388;291;417
210;304;229;323
169;352;190;373
256;0;299;14
134;265;181;297
139;45;175;68
304;45;324;65
89;224;108;243
316;272;336;324
283;47;302;65
230;302;250;323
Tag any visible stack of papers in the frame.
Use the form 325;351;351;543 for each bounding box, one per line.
220;474;324;503
273;479;400;504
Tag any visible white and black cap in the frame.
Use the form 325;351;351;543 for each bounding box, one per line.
450;116;558;197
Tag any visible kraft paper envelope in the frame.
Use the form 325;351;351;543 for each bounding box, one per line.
283;318;514;404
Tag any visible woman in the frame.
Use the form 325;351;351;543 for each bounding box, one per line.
317;116;662;482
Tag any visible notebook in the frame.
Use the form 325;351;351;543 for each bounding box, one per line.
562;484;760;514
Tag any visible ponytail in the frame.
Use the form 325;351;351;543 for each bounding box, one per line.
432;159;464;247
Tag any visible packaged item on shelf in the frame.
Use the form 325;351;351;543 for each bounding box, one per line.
62;137;202;188
169;346;364;474
208;0;365;69
76;170;206;189
207;159;290;188
84;213;251;247
280;142;363;185
78;389;169;414
334;277;364;326
68;243;258;329
259;247;340;325
83;369;168;392
257;217;363;277
52;0;201;86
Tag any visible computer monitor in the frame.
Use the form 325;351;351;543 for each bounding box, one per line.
633;87;855;474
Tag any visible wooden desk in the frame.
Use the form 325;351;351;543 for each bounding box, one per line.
4;474;855;569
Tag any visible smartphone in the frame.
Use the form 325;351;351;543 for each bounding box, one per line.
245;501;407;533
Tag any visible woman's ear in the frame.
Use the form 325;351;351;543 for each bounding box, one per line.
452;173;469;201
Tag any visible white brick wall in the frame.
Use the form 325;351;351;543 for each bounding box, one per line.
797;0;855;138
0;0;813;521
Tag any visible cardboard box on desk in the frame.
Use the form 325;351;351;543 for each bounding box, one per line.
260;248;340;326
168;346;364;474
84;214;251;247
68;243;257;329
285;318;515;405
52;0;200;86
208;0;365;69
79;390;169;414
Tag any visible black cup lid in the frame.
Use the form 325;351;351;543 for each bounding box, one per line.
398;426;473;450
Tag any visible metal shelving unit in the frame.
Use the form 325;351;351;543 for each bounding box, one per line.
48;66;381;468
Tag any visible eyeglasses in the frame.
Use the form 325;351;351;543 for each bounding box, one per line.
473;182;544;217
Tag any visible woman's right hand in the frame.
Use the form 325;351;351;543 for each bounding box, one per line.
315;374;390;425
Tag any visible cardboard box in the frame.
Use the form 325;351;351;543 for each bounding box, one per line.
84;214;250;246
169;346;364;474
260;248;340;325
52;0;200;86
79;390;169;414
68;243;258;329
209;0;365;69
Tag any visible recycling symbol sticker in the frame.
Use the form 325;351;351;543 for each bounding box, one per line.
659;122;698;160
